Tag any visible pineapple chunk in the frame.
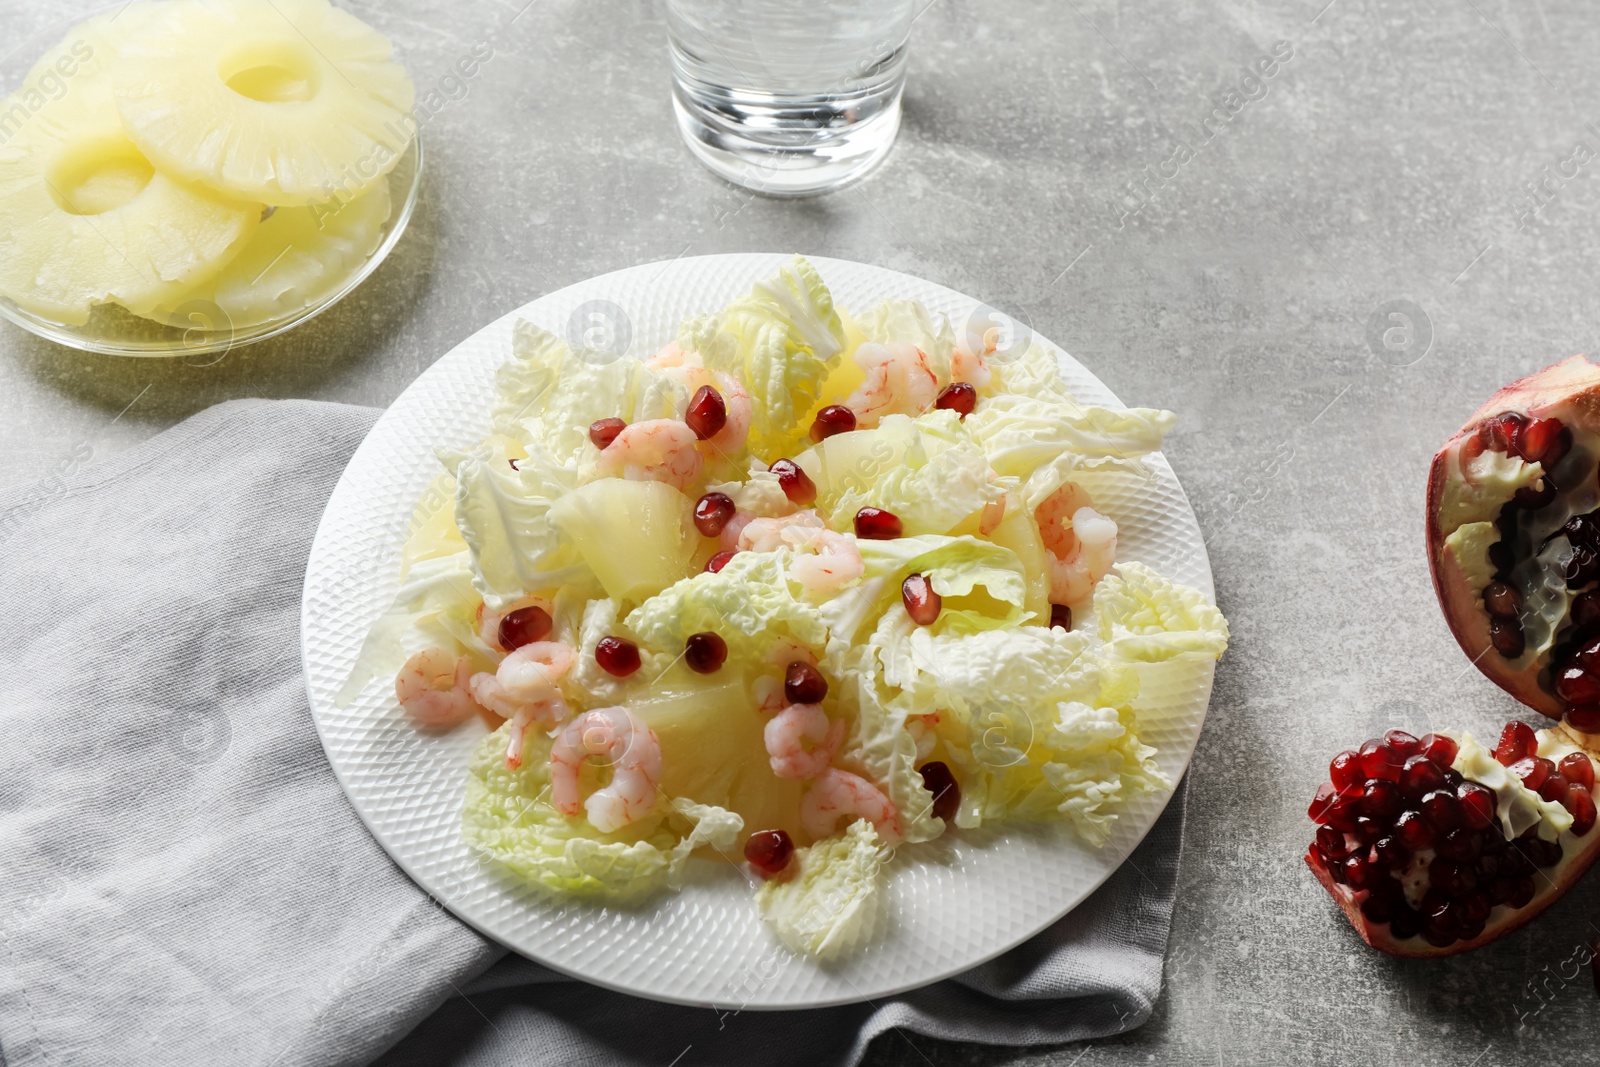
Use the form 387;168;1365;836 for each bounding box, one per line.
0;19;260;326
547;480;697;603
133;180;391;329
113;0;416;206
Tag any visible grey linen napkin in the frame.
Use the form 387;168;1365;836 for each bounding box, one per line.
0;398;1188;1067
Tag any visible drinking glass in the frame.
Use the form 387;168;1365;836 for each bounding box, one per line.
665;0;915;197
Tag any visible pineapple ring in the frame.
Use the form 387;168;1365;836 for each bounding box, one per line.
113;0;416;207
0;19;261;327
134;179;393;330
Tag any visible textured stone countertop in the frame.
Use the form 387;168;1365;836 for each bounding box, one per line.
5;0;1600;1062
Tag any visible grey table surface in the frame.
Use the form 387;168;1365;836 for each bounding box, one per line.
5;0;1600;1063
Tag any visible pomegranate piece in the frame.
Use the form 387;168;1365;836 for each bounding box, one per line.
1049;603;1072;630
705;549;738;573
1426;357;1600;719
783;661;828;705
589;417;626;450
693;491;736;537
854;507;903;540
1307;717;1600;957
902;573;942;626
769;459;816;506
595;636;641;677
918;761;960;821
1568;704;1600;732
809;405;856;442
497;605;552;650
685;385;727;440
684;631;727;674
744;829;794;876
935;382;978;418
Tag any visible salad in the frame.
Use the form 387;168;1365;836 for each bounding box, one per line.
348;256;1229;958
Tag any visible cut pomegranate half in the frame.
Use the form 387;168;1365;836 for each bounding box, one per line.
1307;720;1600;956
1427;356;1600;720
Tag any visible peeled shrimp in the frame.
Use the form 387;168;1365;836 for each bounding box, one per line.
646;341;689;368
477;594;553;650
1035;483;1118;606
468;641;577;768
738;509;826;552
395;648;482;731
800;768;904;844
753;639;819;713
787;529;864;596
951;332;994;391
719;510;755;552
978;495;1006;536
666;362;752;456
764;703;846;780
906;712;942;762
843;342;938;428
550;707;663;833
596;419;703;491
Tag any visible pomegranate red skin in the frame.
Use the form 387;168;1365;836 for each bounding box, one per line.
1427;356;1600;718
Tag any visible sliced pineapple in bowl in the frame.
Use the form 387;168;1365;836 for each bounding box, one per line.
113;0;416;207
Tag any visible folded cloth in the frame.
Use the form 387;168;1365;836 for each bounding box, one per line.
0;399;1188;1067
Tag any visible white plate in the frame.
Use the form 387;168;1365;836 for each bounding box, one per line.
301;253;1217;1009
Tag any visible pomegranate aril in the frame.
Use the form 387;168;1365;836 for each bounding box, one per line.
1537;773;1571;804
1430;858;1477;896
935;382;978;418
1382;730;1420;758
1330;750;1365;793
1360;892;1396;924
1458;782;1497;830
1399;755;1446;801
1558;666;1600;705
1359;739;1403;782
1437;828;1481;863
1050;603;1071;630
784;661;828;705
902;573;942;626
854;507;903;540
1579;636;1600;671
1359;779;1403;821
1510;756;1555;791
1573;589;1600;629
1515;416;1564;463
1418;732;1459;766
810;405;857;442
497;605;552;650
595;636;641;677
1316;824;1350;860
705;549;738;573
918;761;960;822
1566;784;1597;835
685;631;727;674
1309;782;1338;824
1489;617;1526;658
589;417;626;450
1566;704;1600;732
1396;810;1436;850
1480;412;1526;452
1482;581;1522;619
1388;907;1423;940
1353;817;1385;844
685;385;727;440
1343;855;1372;889
1326;794;1361;832
1421;789;1463;832
1511;876;1537;907
769;459;816;506
1493;721;1538;765
1373;835;1409;869
1488;875;1516;905
1560;752;1595;790
693;492;736;537
1488;540;1514;576
744;829;794;876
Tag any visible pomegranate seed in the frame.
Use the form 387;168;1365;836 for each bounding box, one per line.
810;405;857;441
854;507;903;540
497;605;552;650
1360;779;1403;821
1418;733;1459;765
705;549;738;573
1566;704;1600;732
1559;666;1600;705
784;662;828;705
1579;638;1600;673
1430;858;1476;896
693;492;736;537
1316;825;1351;860
744;829;794;876
1343;855;1373;889
1421;789;1462;832
1483;581;1522;619
1359;739;1403;782
1566;784;1597;835
919;761;960;821
1050;603;1072;630
1493;721;1538;765
1510;756;1554;791
1383;730;1421;758
1323;794;1361;832
1480;412;1526;452
1399;755;1446;801
1360;892;1396;924
1309;782;1339;824
1437;828;1481;863
1516;416;1563;463
1330;750;1365;793
1538;773;1571;804
769;459;816;506
589;417;626;450
1396;809;1436;850
595;636;640;677
1489;617;1526;658
1560;752;1595;790
935;382;978;418
1354;816;1385;844
1373;835;1409;869
685;385;727;440
1488;540;1514;575
1576;590;1600;629
1511;876;1537;907
1389;907;1423;939
684;631;727;673
1458;782;1497;830
902;573;942;626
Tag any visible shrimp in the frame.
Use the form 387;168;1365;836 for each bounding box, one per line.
787;529;864;596
467;641;577;768
646;341;689;368
978;494;1006;536
950;332;994;391
719;509;755;552
738;509;826;552
395;648;483;731
843;342;939;428
651;351;753;456
906;712;942;761
477;594;553;650
1034;483;1117;606
752;638;819;713
801;768;904;844
596;418;703;491
549;707;663;833
764;703;846;780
